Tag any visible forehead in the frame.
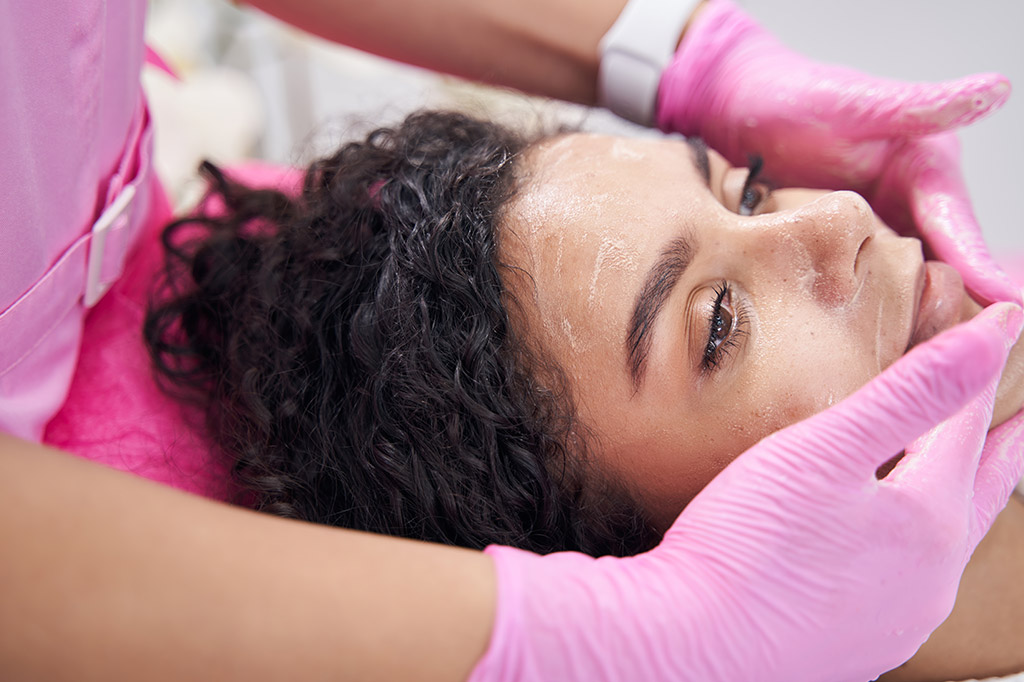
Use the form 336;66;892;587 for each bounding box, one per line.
520;132;697;199
506;132;704;250
499;133;706;375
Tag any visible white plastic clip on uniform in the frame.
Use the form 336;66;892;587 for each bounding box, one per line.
84;184;137;308
598;0;703;126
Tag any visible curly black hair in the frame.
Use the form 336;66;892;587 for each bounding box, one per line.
144;110;660;556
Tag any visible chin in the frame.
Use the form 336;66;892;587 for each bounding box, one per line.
961;278;1024;429
905;261;1023;429
992;336;1024;429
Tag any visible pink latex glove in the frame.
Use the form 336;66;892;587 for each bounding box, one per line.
871;132;1021;305
656;0;1018;305
978;410;1024;531
470;302;1023;682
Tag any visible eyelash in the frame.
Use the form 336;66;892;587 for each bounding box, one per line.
702;280;749;373
695;156;763;373
739;155;772;216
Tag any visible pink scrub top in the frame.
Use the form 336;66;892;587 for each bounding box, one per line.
0;1;235;499
0;2;153;441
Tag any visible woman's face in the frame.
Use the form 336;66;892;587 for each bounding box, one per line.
499;133;977;529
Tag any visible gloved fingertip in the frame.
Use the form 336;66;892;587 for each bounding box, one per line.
941;73;1011;127
898;73;1011;134
1001;302;1024;345
997;271;1023;307
965;72;1011;101
981;73;1012;104
979;271;1024;307
977;300;1024;351
962;263;1022;306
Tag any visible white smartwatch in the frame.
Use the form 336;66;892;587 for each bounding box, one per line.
598;0;704;126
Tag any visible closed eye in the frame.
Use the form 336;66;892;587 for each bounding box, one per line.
738;155;773;216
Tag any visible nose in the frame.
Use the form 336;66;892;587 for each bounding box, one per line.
748;191;876;308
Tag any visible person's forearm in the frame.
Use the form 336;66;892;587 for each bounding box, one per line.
246;0;622;103
245;0;701;105
0;433;494;682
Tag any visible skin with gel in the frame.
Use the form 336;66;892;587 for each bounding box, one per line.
501;133;1024;530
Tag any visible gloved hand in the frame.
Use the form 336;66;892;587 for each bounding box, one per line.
871;132;1020;306
470;301;1023;682
978;409;1024;533
656;0;1018;306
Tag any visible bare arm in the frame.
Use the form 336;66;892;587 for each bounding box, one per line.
244;0;704;105
0;432;494;682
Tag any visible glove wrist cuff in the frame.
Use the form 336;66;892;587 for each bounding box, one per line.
468;545;637;682
655;0;759;136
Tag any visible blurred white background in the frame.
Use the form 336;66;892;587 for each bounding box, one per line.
144;0;1022;254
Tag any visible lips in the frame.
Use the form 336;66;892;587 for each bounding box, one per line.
906;261;966;352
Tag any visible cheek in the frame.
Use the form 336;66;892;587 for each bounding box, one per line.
679;302;882;482
614;394;798;528
596;303;883;528
736;305;882;435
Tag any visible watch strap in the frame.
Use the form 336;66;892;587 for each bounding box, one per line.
598;0;703;125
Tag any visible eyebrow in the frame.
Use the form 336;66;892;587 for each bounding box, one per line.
624;139;707;389
625;235;695;388
688;137;711;188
